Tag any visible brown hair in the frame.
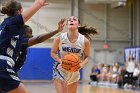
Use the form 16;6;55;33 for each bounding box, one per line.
22;25;33;38
0;0;22;16
22;25;32;32
78;26;98;39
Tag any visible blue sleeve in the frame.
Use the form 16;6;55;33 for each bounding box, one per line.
4;15;24;35
21;38;29;45
6;14;24;26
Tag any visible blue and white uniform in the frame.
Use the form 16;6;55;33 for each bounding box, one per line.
0;15;29;92
53;32;85;85
14;38;28;73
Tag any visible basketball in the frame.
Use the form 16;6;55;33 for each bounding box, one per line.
61;53;81;72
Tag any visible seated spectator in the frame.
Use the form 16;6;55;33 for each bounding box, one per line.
117;66;125;87
132;66;140;87
90;63;102;82
98;64;109;81
111;63;120;83
106;65;113;82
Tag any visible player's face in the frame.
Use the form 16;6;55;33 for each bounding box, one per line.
24;30;33;38
67;16;79;30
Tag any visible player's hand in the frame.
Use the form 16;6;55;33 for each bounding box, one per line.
79;61;85;69
36;0;49;6
57;18;65;32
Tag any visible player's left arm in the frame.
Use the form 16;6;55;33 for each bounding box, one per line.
79;37;90;68
28;19;65;46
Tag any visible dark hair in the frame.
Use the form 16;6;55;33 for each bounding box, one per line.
0;0;22;16
128;54;135;61
22;25;33;38
78;26;98;39
22;25;32;33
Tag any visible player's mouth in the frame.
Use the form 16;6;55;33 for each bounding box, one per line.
70;23;74;25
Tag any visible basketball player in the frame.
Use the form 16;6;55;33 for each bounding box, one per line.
51;16;98;93
14;19;65;74
0;0;49;93
0;18;65;93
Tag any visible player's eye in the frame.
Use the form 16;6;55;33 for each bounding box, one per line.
68;18;72;21
73;18;77;21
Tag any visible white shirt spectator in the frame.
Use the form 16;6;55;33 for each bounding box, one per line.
126;60;136;73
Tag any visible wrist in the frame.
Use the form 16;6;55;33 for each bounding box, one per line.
58;59;62;64
53;30;59;34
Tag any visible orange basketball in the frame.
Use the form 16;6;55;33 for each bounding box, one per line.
61;53;81;72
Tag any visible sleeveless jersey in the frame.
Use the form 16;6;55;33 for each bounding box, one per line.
53;32;85;85
59;32;85;58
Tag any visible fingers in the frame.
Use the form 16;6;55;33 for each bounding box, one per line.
36;0;49;6
61;18;65;23
57;18;66;32
58;18;65;25
59;19;65;26
79;62;84;69
44;2;49;6
62;24;65;28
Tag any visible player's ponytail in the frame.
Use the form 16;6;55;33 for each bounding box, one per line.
78;26;98;39
1;0;22;16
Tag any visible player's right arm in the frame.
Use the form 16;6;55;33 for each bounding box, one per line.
22;0;48;23
51;36;62;64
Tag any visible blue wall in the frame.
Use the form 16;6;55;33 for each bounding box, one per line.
19;48;82;80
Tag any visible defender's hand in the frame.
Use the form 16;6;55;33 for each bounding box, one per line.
36;0;49;6
57;18;65;32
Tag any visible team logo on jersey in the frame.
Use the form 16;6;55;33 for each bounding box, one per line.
62;46;81;53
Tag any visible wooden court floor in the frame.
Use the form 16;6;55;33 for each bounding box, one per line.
24;81;139;93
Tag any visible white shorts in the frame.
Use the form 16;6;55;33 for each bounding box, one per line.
53;62;80;85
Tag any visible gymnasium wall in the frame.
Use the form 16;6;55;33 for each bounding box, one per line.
79;0;131;49
19;48;54;80
19;48;83;80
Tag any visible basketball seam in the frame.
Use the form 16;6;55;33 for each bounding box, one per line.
62;53;80;72
70;53;80;63
62;62;79;67
62;59;78;63
70;54;78;61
